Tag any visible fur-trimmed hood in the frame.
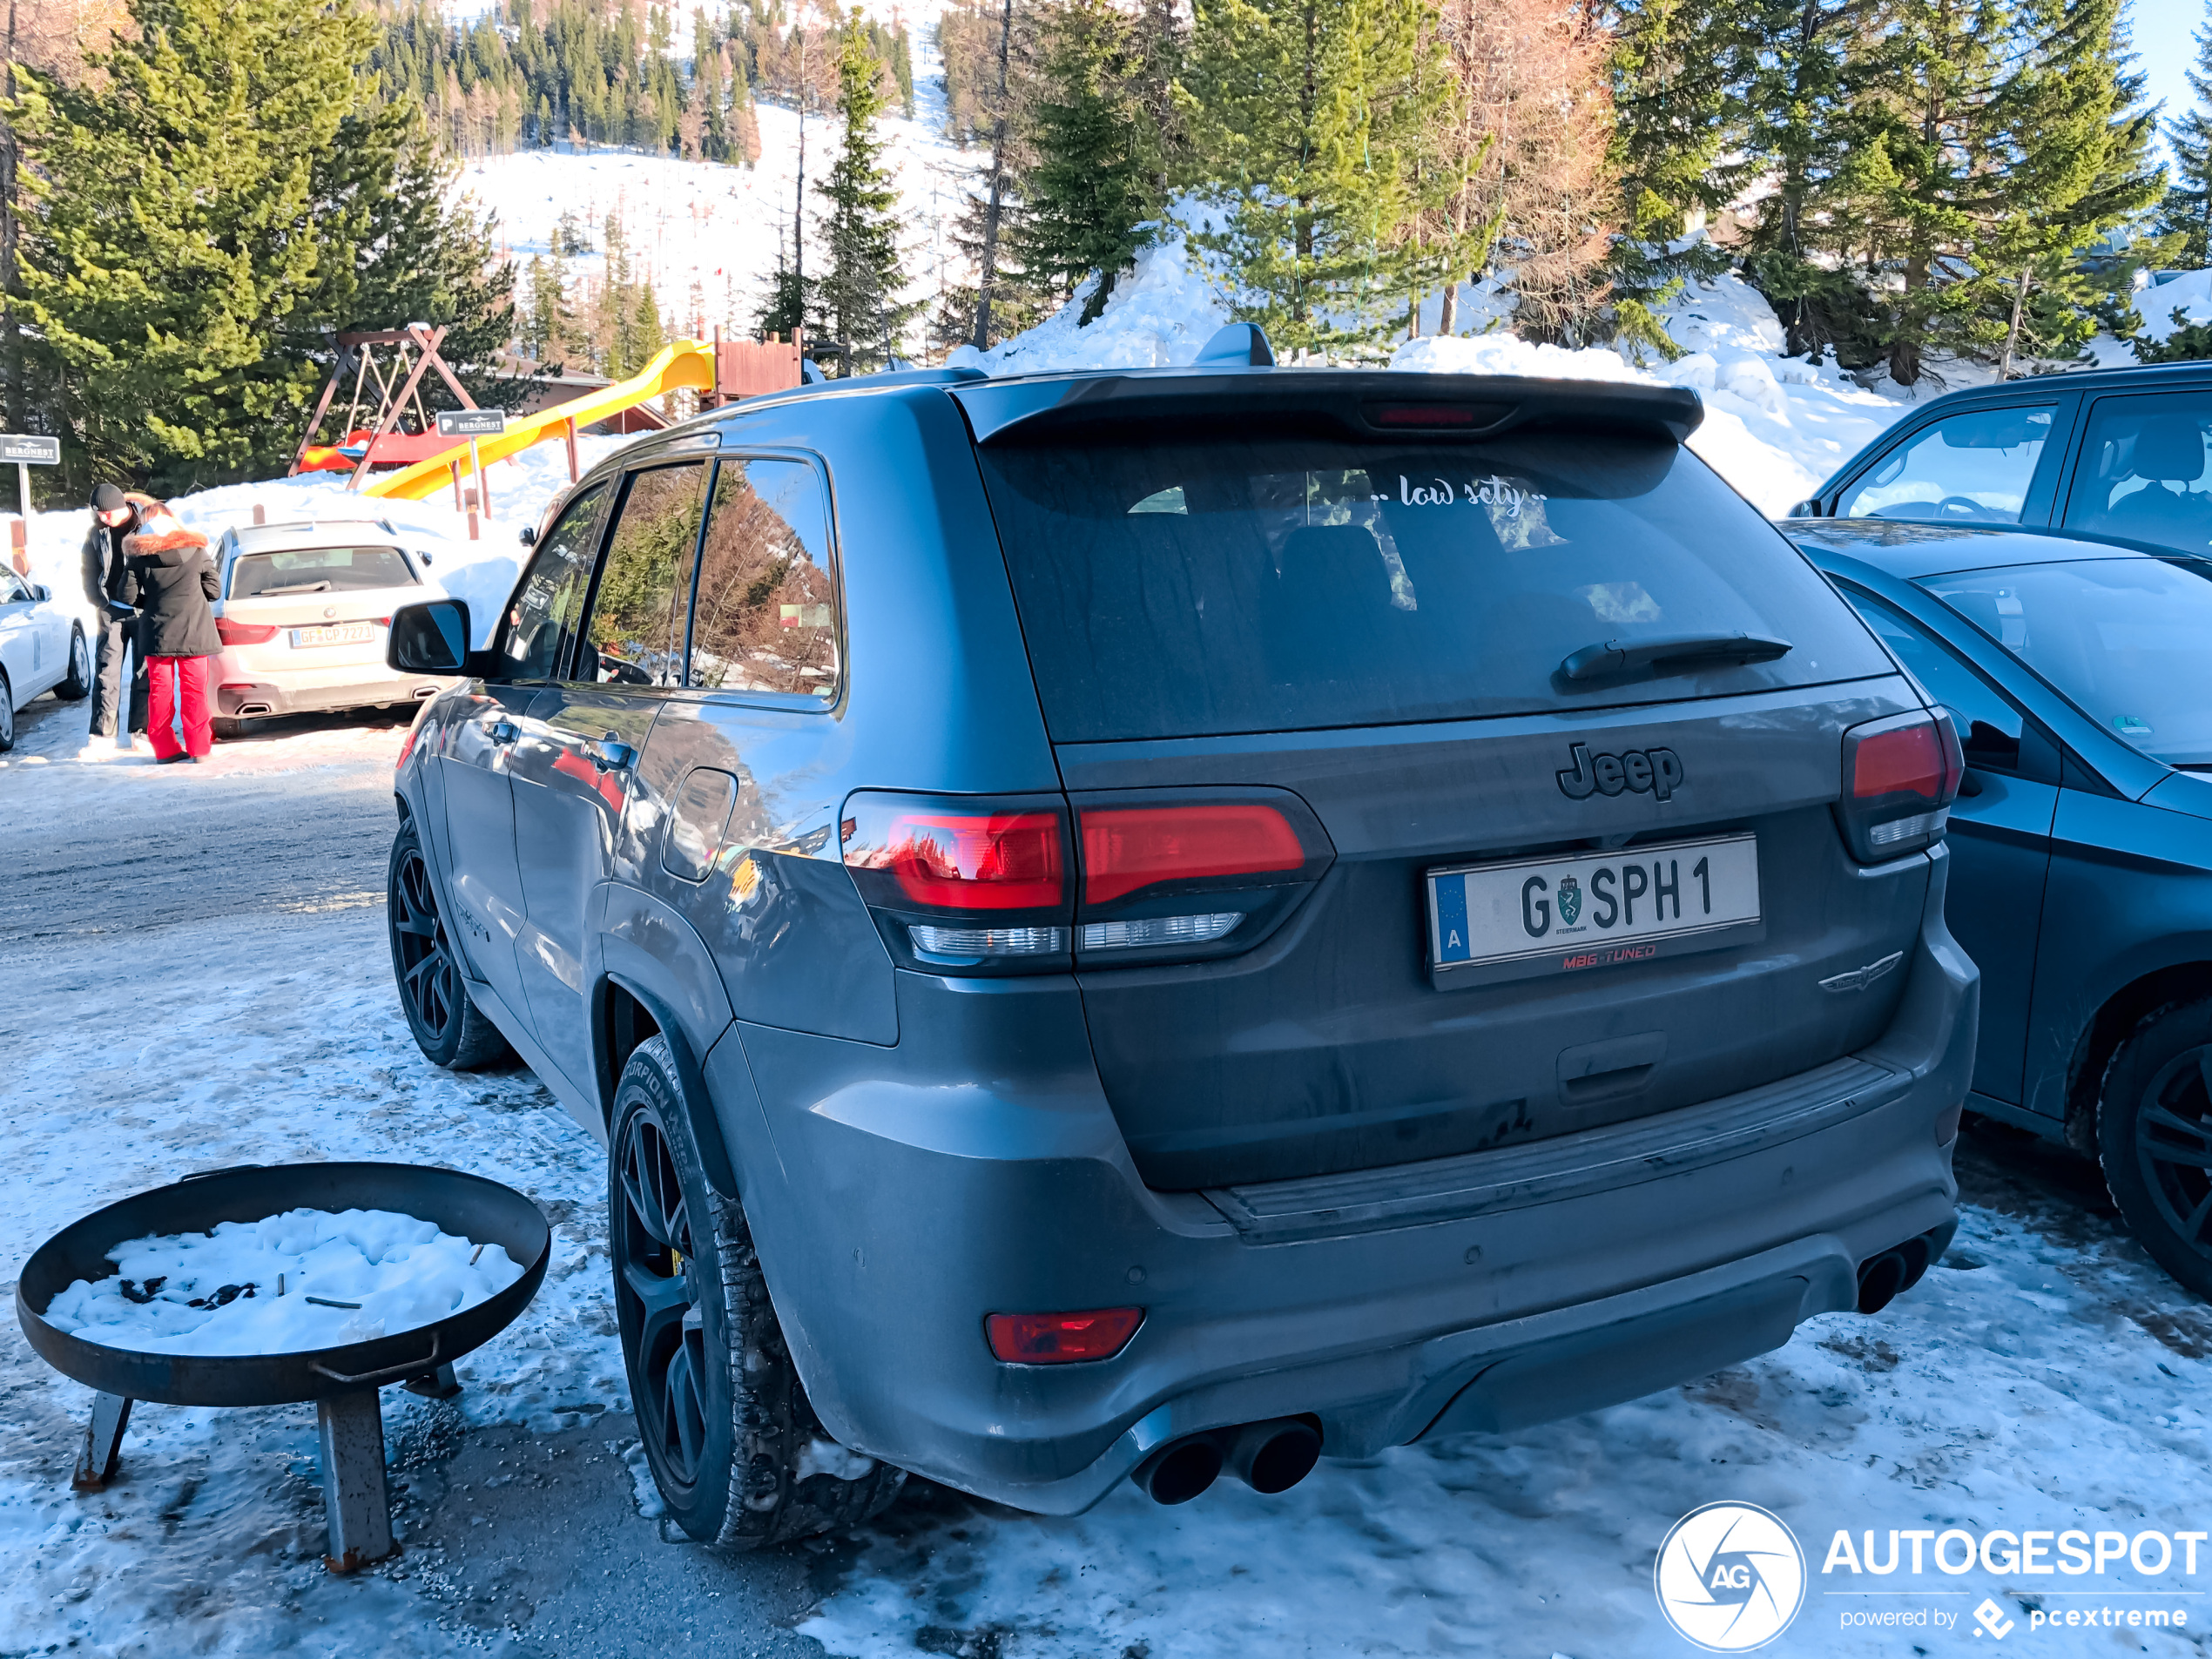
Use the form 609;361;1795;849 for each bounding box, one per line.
122;522;207;561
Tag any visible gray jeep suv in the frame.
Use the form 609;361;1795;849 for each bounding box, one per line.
383;342;1974;1547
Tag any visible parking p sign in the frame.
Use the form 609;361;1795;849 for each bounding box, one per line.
435;408;507;438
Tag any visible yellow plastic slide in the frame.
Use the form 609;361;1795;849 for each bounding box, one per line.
362;341;717;502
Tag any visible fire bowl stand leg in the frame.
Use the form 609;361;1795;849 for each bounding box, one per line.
72;1392;132;1491
317;1390;397;1573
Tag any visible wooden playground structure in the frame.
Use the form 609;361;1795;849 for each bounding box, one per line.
293;324;810;504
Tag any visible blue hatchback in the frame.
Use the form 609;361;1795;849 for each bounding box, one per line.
1794;521;2212;1298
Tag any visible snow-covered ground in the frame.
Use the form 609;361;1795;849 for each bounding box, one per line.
3;695;2206;1657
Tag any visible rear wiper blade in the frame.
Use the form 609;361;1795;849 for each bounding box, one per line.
1560;632;1793;683
257;580;334;595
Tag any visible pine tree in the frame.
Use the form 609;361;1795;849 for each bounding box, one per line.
813;9;917;373
1178;0;1474;356
8;0;509;489
634;279;667;360
1835;0;2161;383
2157;9;2212;268
968;0;1025;347
1601;0;1741;357
1013;0;1161;322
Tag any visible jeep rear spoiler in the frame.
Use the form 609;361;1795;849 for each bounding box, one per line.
953;370;1704;447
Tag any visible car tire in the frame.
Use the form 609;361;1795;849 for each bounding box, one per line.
56;627;91;701
0;667;14;752
387;821;512;1070
610;1036;906;1550
2099;998;2212;1300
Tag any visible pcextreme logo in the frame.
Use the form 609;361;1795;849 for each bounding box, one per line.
1656;1502;1808;1652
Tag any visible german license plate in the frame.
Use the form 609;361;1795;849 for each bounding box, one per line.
1426;832;1763;989
288;622;374;649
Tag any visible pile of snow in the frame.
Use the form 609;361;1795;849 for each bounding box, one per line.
959;240;1923;516
949;239;1230;374
2134;269;2212;345
44;1207;525;1356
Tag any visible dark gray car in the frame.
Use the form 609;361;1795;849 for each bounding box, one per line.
381;347;1974;1545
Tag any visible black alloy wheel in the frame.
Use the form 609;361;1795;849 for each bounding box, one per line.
2101;1000;2212;1301
616;1106;712;1492
386;822;510;1069
608;1038;907;1550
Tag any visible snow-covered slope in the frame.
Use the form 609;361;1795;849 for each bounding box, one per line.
453;2;977;341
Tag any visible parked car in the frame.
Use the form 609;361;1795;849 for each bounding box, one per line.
1795;520;2212;1301
381;336;1974;1546
1786;359;2212;561
207;517;456;737
0;565;91;751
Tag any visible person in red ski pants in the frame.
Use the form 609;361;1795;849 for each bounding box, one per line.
123;502;221;763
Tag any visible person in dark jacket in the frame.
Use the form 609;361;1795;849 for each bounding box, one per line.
79;482;150;741
123;501;221;763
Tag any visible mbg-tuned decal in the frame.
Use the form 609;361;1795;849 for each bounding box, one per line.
1557;740;1685;803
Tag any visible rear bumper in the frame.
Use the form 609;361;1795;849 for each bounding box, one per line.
706;853;1976;1516
212;660;455;719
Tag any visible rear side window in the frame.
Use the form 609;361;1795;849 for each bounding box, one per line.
977;434;1890;741
230;546;416;598
2060;393;2212;555
688;456;840;700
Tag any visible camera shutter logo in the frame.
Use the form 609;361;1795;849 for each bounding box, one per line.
1654;1502;1806;1651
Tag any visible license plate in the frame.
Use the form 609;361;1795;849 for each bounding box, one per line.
1426;832;1763;989
288;622;374;649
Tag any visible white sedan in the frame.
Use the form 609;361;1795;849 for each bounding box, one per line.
210;518;459;736
0;566;91;751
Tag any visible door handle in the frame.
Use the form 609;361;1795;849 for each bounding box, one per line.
587;731;636;772
486;718;520;745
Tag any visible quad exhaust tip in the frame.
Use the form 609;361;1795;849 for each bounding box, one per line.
1131;1417;1322;1505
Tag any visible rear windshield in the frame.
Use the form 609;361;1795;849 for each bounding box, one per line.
977;433;1891;741
229;546;416;598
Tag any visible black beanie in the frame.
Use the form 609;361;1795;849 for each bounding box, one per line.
91;482;125;514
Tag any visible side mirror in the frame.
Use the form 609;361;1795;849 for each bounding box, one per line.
1785;499;1821;520
519;526;537;547
416;550;434;567
388;598;472;674
31;583;50;601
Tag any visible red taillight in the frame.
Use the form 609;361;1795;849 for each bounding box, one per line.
870;811;1064;909
1080;804;1305;905
217;617;278;644
986;1308;1143;1364
1837;710;1963;862
1852;721;1949;800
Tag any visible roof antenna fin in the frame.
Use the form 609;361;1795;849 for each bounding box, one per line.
1194;323;1276;368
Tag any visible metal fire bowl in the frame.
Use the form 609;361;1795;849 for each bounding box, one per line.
16;1163;550;1407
